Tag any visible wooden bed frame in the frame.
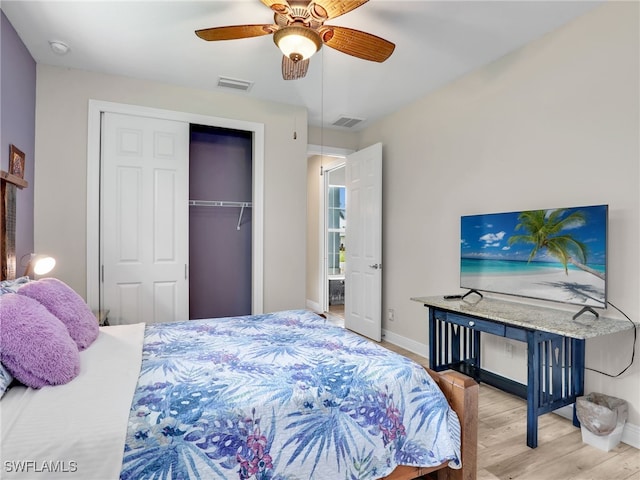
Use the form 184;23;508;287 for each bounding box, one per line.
381;369;478;480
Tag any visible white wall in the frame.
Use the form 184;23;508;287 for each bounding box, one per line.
358;1;640;433
308;126;358;152
33;66;308;313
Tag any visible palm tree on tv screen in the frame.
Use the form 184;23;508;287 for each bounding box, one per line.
508;209;605;280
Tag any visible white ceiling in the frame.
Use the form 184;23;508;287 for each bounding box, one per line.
2;1;601;131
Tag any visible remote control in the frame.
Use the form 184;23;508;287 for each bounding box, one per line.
443;295;463;300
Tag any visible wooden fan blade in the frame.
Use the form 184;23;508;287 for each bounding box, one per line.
195;25;275;41
314;0;369;20
320;26;395;62
260;0;291;14
282;56;309;80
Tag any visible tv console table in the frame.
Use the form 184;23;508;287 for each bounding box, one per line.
411;295;637;448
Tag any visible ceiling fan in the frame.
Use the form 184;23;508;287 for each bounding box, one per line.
195;0;395;80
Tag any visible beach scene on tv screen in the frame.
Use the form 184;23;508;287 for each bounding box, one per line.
460;205;607;307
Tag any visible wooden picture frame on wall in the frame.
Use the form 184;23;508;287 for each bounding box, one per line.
9;145;25;179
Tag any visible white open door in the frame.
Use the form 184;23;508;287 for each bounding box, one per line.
344;143;382;341
101;112;190;324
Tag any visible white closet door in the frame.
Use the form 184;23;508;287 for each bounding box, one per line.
101;112;189;324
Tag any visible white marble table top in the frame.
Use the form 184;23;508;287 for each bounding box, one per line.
411;295;638;339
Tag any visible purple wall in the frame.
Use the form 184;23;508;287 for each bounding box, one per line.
1;11;36;273
189;126;252;319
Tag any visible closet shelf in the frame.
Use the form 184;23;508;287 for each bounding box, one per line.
189;200;252;230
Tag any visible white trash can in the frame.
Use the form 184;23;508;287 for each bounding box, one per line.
576;392;627;452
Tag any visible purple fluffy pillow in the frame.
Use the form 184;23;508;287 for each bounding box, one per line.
0;294;80;388
18;278;98;351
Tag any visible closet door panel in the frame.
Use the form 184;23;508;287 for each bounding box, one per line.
153;168;178;263
116;166;142;262
154;280;178;324
115;282;142;325
102;112;189;325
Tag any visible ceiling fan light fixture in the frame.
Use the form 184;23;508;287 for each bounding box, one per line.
273;26;321;63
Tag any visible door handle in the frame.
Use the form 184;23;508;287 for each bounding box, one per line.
369;263;381;270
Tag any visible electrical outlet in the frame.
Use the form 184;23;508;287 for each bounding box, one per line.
388;308;395;322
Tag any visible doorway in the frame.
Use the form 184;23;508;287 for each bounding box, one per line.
308;143;382;339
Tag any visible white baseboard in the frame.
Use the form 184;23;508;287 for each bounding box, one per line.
381;328;428;358
305;299;322;313
621;422;640;449
381;329;640;450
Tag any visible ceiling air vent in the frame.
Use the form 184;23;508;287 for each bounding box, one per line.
331;115;365;129
217;76;253;92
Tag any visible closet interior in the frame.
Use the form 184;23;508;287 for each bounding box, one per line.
189;124;253;319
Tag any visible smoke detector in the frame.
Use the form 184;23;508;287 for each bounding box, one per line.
49;41;70;55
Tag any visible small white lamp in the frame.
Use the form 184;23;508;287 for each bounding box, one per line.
23;254;56;278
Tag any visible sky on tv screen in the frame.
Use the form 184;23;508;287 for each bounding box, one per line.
461;206;606;265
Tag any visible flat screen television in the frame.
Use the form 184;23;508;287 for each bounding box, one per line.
460;204;607;310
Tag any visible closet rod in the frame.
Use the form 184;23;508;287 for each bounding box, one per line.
188;200;252;208
188;200;252;230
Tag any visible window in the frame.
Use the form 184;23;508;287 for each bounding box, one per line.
327;185;345;275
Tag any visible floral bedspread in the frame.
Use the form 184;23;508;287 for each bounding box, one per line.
120;310;461;480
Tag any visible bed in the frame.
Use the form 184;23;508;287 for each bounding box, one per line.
1;304;477;480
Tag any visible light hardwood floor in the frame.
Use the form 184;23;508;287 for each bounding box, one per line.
378;340;640;480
